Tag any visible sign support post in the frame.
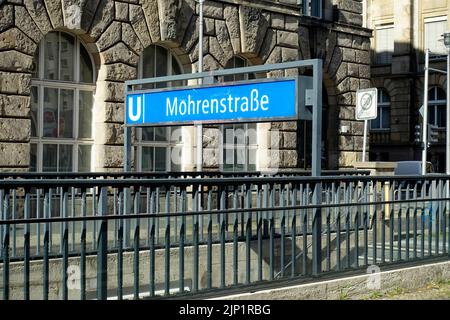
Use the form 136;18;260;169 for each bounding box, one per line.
422;49;430;175
356;88;378;162
362;119;368;162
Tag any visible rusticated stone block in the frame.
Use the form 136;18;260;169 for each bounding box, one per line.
0;94;30;118
239;6;269;54
283;132;297;149
98;63;137;82
338;151;358;167
0;143;29;167
97;81;125;103
101;42;139;66
104;102;124;123
0;5;13;33
0;72;31;95
141;0;161;43
0;50;34;72
0;118;30;142
96;21;121;52
44;0;64;29
129;4;152;48
0;28;38;56
122;23;144;55
23;0;53;34
115;1;129;22
15;6;44;43
277;30;298;48
282;47;298;62
100;145;124;168
202;1;223;19
281;150;298;168
224;5;241;53
215;20;234;62
100;122;124;145
89;0;115;39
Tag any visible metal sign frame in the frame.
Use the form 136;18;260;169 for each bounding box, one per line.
124;59;323;176
125;77;301;127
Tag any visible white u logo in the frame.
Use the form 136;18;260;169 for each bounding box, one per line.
128;96;142;122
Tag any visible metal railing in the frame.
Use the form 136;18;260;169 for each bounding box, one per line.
0;174;448;300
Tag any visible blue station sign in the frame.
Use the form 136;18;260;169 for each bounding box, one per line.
125;78;298;126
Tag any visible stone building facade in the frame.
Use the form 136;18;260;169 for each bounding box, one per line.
0;0;371;173
367;0;450;172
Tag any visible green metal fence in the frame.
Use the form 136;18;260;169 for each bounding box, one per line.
0;173;448;300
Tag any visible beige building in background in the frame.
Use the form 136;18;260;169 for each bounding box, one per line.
366;0;450;172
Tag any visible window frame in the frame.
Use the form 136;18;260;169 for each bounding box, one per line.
135;45;184;172
370;88;391;131
30;31;96;172
424;16;448;59
428;86;446;129
374;24;394;65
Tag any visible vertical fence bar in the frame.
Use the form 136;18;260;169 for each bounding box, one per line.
269;184;275;280
354;185;360;269
2;189;9;300
12;189;16;258
192;185;199;293
389;182;394;262
97;187;108;300
80;189;87;300
59;187;63;254
62;187;69;300
207;187;213;289
405;183;410;261
311;179;322;276
232;186;238;286
421;182;425;259
43;189;49;300
428;181;433;257
326;184;331;272
36;189;41;256
178;188;186;294
374;182;386;263
336;183;341;271
302;184;308;275
363;181;369;266
345;183;351;268
220;186;226;288
117;189;124;300
134;187;141;299
413;183;418;259
92;187;97;251
291;184;297;278
436;180;441;255
24;190;30;300
375;181;380;265
257;185;263;282
246;184;252;285
48;188;52;254
397;182;402;262
280;184;286;279
71;187;76;253
443;180;447;254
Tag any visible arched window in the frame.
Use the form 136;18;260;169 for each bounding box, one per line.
135;45;183;172
370;89;390;130
30;31;95;172
222;56;257;172
428;86;446;127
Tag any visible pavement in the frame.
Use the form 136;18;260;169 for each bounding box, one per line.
362;279;450;300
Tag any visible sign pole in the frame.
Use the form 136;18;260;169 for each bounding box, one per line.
362;119;368;162
422;49;430;175
196;0;204;172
